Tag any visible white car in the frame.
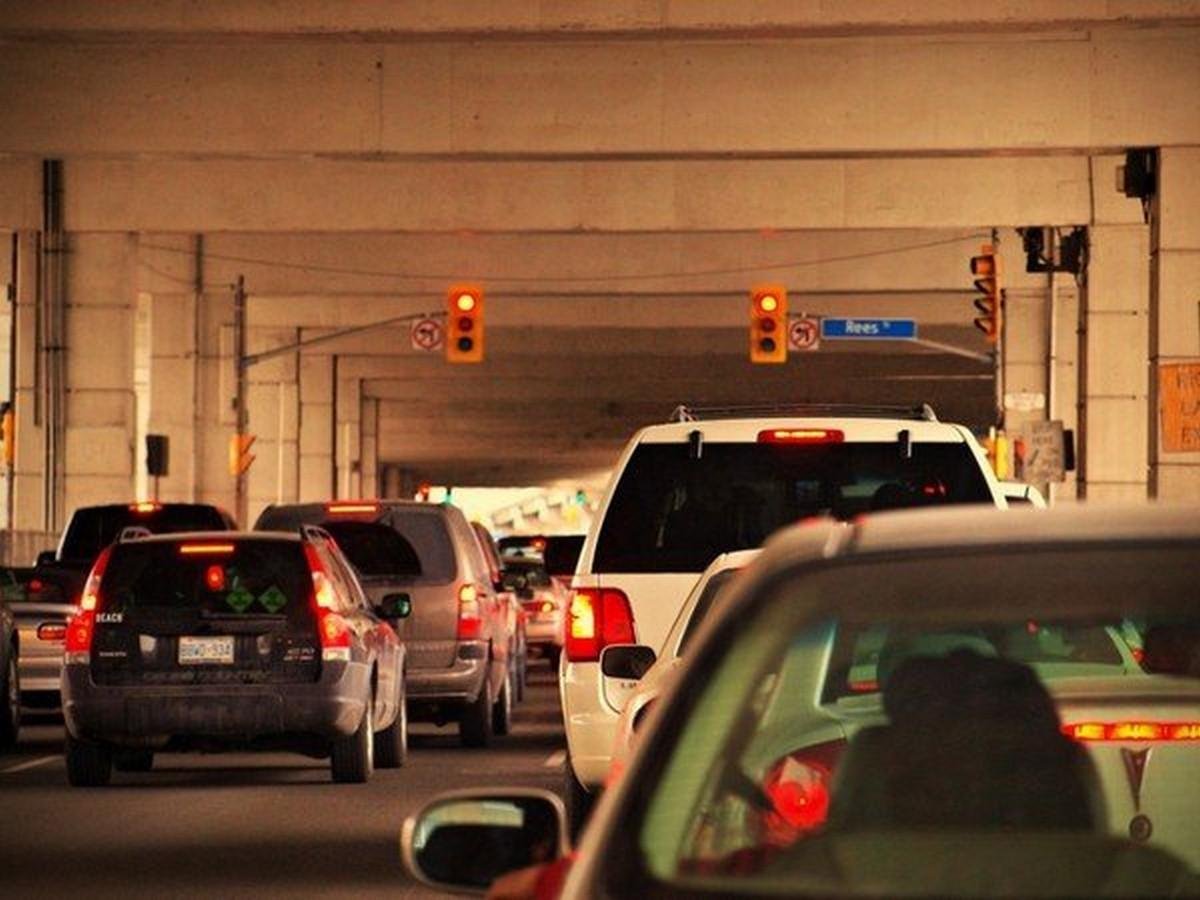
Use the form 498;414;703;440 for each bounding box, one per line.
403;503;1200;897
604;549;762;786
560;403;1006;826
1000;480;1048;507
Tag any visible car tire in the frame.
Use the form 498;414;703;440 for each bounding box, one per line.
564;758;596;840
113;750;154;773
65;734;112;787
374;676;408;769
331;693;374;784
492;666;513;737
0;648;20;751
459;675;493;748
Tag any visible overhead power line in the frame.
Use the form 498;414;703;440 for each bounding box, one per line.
137;232;988;286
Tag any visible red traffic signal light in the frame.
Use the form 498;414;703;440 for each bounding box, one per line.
750;285;788;364
446;285;484;363
970;245;1001;344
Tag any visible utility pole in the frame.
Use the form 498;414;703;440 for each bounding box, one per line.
233;274;248;525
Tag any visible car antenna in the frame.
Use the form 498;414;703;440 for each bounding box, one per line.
688;429;704;460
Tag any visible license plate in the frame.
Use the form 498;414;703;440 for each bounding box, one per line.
178;636;235;665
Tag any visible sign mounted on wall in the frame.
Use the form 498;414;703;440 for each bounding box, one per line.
1159;362;1200;453
410;317;444;352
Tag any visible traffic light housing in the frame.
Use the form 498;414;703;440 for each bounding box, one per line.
228;433;256;477
446;285;484;363
750;284;788;364
1;404;13;466
970;244;1002;344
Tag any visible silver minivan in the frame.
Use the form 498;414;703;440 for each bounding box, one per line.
255;501;514;746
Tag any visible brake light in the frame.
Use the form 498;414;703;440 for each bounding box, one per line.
1063;722;1200;742
565;588;634;663
129;501;161;514
457;584;482;640
178;543;236;556
326;502;380;515
37;623;66;642
758;429;844;444
761;739;846;844
303;542;351;661
204;565;226;592
28;578;43;593
79;546;113;612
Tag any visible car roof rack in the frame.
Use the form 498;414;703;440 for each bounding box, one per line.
668;403;938;423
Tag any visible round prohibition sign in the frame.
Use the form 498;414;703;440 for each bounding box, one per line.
410;317;444;352
789;317;820;351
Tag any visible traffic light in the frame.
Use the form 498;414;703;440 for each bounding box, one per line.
1;404;13;466
749;284;788;364
227;433;256;476
970;244;1002;344
446;285;484;363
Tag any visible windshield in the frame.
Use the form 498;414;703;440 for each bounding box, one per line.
318;521;422;578
629;545;1200;897
59;505;230;563
593;441;993;573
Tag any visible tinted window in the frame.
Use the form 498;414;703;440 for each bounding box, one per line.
387;511;457;583
594;442;992;573
678;569;738;654
101;540;313;626
320;521;422;578
504;560;552;588
543;535;585;576
60;505;229;563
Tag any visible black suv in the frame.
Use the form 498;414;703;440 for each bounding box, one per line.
60;529;408;785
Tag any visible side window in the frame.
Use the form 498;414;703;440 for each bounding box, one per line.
315;543;357;612
329;545;370;610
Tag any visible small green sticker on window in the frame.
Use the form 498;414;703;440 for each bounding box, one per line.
225;587;255;613
258;586;288;614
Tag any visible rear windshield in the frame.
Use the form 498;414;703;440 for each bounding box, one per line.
593;441;993;573
505;560;553;588
319;521;422;578
543;535;585;576
100;540;313;625
255;506;457;583
60;506;229;563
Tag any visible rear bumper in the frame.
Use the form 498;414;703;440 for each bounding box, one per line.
405;646;488;705
19;653;65;694
60;660;370;744
525;616;563;647
561;660;619;790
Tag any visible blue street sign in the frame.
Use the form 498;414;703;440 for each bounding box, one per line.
820;317;918;340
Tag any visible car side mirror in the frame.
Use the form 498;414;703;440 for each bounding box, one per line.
378;593;411;620
401;789;569;894
600;643;657;712
36;550;57;567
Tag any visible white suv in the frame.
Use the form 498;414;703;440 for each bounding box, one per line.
560;403;1006;828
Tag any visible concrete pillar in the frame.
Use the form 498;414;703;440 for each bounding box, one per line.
62;233;138;512
1078;224;1151;500
1150;147;1200;500
9;232;44;530
361;395;379;498
297;347;333;503
245;325;299;524
335;374;362;500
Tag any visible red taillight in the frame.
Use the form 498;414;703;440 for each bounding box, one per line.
565;588;634;663
1063;722;1200;742
178;542;235;556
37;623;67;642
204;564;226;592
326;502;380;515
758;429;844;444
79;546;113;612
65;611;95;660
303;542;351;661
457;584;482;640
761;739;846;844
28;578;43;593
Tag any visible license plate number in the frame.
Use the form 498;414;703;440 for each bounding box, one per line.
178;636;235;665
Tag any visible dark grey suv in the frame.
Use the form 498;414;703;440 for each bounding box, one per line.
254;501;513;747
60;529;407;785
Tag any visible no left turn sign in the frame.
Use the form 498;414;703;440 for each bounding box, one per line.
789;317;820;352
410;317;444;352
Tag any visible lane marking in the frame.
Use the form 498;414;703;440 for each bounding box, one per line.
0;755;57;775
543;750;566;768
